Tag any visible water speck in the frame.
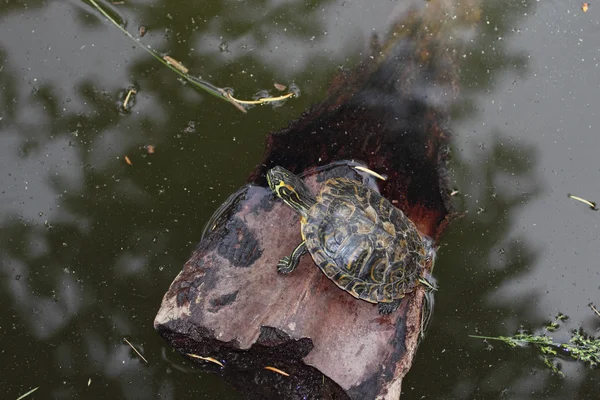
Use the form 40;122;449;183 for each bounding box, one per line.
183;121;196;133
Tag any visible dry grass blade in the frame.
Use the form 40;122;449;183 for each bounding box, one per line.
16;387;39;400
353;165;387;181
225;92;294;105
123;88;137;110
264;366;290;376
186;353;224;367
86;0;298;112
568;194;598;210
123;338;148;363
163;56;189;74
590;303;600;318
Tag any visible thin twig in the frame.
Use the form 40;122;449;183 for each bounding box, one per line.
122;88;136;110
16;387;39;400
568;194;598;211
123;338;148;363
225;91;294;105
186;353;225;367
264;366;290;376
85;0;297;112
86;0;227;101
353;165;387;181
590;303;600;318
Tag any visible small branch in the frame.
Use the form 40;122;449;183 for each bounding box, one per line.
16;387;39;400
123;338;148;363
568;193;598;211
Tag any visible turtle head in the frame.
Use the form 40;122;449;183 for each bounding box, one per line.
267;166;315;216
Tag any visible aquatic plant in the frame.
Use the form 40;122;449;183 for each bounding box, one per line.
84;0;297;112
471;311;600;375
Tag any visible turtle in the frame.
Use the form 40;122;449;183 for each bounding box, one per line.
266;166;435;314
267;166;435;314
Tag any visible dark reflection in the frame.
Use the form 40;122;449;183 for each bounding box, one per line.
3;0;597;399
402;135;550;399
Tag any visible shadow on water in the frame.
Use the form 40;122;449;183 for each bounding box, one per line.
1;0;599;399
403;136;549;399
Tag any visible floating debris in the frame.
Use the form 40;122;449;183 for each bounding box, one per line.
145;145;155;154
16;387;39;400
88;378;92;387
122;87;137;110
450;189;459;196
186;353;224;367
124;156;132;166
86;0;299;113
568;193;598;211
274;83;287;91
590;303;600;318
138;26;147;37
219;41;229;52
471;312;600;376
583;2;589;12
163;56;189;74
224;91;294;105
264;366;290;376
123;338;148;363
353;165;387;181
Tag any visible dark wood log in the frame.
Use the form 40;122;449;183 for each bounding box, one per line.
155;3;467;399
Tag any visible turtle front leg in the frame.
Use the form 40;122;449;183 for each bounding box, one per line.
277;241;308;274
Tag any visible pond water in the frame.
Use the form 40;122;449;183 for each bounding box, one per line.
2;0;599;399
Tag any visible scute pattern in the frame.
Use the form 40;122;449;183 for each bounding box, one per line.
302;178;427;304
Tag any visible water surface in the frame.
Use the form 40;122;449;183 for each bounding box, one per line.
1;0;599;399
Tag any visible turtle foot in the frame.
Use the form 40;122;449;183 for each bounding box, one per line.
377;300;401;315
277;257;295;274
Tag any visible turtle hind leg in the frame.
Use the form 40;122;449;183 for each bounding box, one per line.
377;300;401;315
277;241;307;274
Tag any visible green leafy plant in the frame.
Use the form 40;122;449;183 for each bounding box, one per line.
471;311;600;376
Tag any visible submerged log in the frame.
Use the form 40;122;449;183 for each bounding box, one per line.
155;2;472;399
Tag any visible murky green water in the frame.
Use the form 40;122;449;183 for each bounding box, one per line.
2;1;599;399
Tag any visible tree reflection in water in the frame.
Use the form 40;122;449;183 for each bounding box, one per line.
3;0;595;399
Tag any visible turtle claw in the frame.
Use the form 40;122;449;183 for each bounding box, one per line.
377;300;401;315
277;257;295;274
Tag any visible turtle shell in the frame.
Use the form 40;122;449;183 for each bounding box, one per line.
301;178;428;303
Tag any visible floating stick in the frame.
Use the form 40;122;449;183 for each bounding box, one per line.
568;194;598;211
123;338;148;363
186;353;224;367
353;165;387;181
264;366;290;376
